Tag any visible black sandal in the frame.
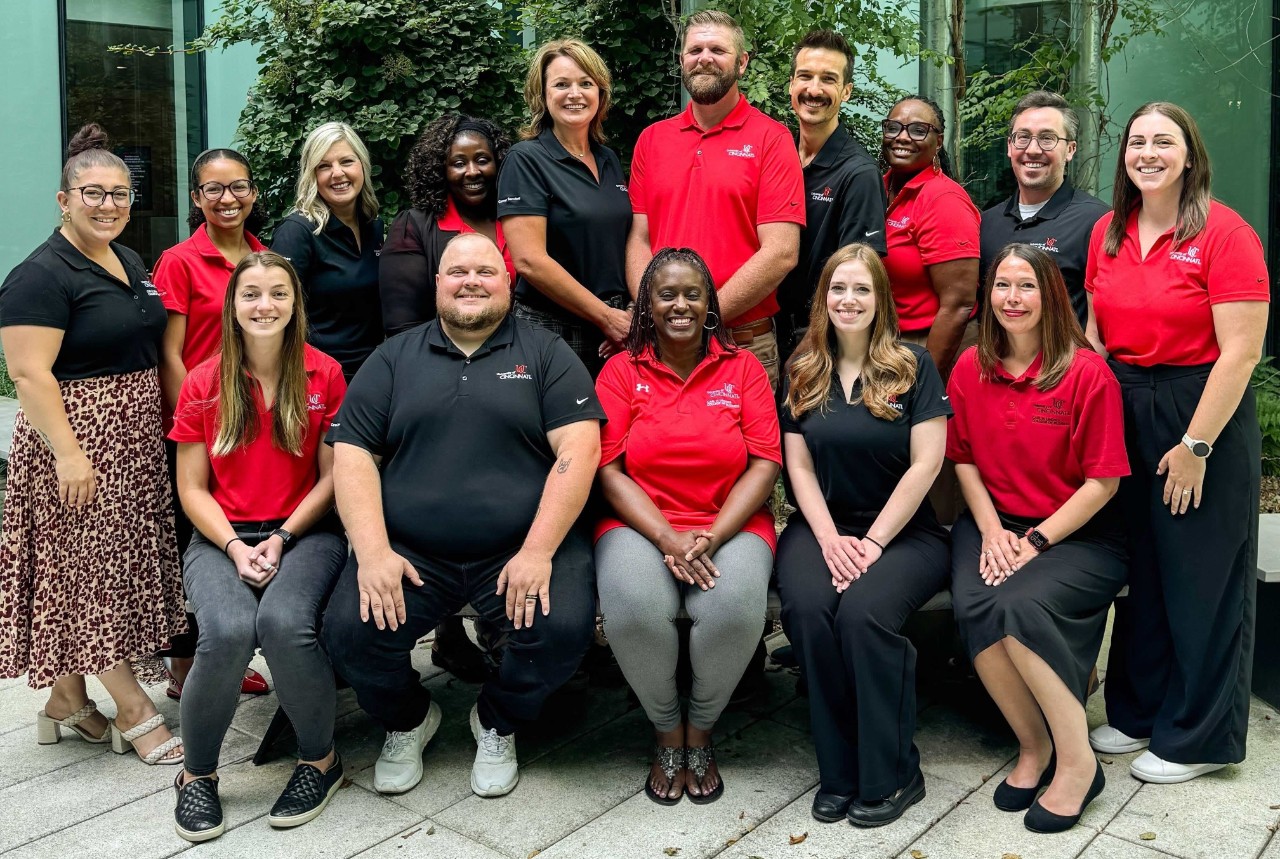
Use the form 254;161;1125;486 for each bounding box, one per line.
686;743;724;804
645;746;685;805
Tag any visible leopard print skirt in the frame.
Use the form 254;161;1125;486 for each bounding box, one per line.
0;368;187;689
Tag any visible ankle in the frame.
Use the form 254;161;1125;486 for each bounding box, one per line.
301;750;337;772
182;771;217;786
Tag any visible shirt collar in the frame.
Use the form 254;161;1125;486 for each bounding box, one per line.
425;313;516;357
677;94;752;134
537;126;597;163
809;125;853;169
633;337;732;370
47;230;94;271
884;164;942;204
437;197;466;232
992;351;1045;385
192;223;265;263
1002;179;1077;224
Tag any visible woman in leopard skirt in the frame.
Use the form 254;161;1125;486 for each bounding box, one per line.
0;124;187;765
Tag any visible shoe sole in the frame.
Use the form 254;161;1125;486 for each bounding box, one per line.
811;807;847;823
847;783;925;828
1089;738;1150;754
469;707;519;797
175;820;225;843
373;702;443;795
268;777;343;828
1129;762;1224;784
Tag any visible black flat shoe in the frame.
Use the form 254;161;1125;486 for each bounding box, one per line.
686;743;724;805
644;746;684;806
847;769;925;828
994;751;1056;812
174;773;224;843
268;754;345;828
812;790;856;822
1024;760;1105;834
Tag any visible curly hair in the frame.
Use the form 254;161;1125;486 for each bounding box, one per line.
625;248;735;359
404;114;511;217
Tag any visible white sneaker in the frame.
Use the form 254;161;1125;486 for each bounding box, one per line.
1129;750;1225;784
1089;724;1150;754
469;704;519;797
373;700;441;795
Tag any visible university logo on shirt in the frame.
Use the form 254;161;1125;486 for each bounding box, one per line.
307;393;326;412
141;279;161;297
1169;245;1202;265
1031;237;1060;254
726;143;756;159
887;215;911;229
496;364;533;380
706;382;741;408
887;394;905;412
810;186;835;204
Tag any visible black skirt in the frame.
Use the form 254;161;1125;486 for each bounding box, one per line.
950;510;1127;703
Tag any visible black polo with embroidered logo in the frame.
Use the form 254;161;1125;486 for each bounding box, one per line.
326;314;605;559
0;230;166;380
979;180;1108;328
496;127;632;313
778;125;887;327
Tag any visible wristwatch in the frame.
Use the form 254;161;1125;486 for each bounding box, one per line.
1024;527;1050;553
1181;433;1212;458
271;528;296;551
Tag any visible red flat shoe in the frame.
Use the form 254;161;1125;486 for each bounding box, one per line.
165;674;183;702
240;668;269;696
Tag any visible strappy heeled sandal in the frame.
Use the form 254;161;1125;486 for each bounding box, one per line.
686;743;724;805
110;713;184;766
645;746;685;805
36;699;110;745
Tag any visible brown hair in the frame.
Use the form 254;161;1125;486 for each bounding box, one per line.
790;29;853;85
786;243;917;421
61;123;130;191
976;244;1088;391
520;39;613;144
1103;101;1212;256
213;252;311;457
683;9;746;56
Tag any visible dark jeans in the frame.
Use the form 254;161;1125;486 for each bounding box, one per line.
323;528;597;736
180;520;347;776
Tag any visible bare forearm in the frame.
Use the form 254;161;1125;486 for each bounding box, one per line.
601;468;680;545
625;231;652;300
1188;353;1259;445
787;466;841;540
333;445;393;559
708;458;780;541
924;304;970;377
179;484;238;549
521;437;600;558
717;246;797;324
515;252;611;326
12;373;81;458
160;356;186;412
280;474;336;537
866;460;943;546
1036;478;1118;545
956;463;1003;535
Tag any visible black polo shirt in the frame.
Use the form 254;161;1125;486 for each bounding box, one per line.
777;125;887;321
979;180;1108;328
272;211;385;378
0;231;166;380
780;344;950;533
326;314;605;559
497;128;631;313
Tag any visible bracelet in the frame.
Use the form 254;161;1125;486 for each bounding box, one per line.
223;536;244;554
863;535;885;551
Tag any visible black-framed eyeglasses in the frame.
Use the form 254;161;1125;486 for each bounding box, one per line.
196;180;255;201
68;185;135;207
881;120;940;141
1009;131;1072;151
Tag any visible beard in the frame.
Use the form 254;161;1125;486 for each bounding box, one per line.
438;292;510;333
682;63;741;105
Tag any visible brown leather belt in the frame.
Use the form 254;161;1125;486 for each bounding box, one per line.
730;317;773;346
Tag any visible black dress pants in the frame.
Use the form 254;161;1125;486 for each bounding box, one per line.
323;527;596;736
1104;361;1259;764
777;516;949;799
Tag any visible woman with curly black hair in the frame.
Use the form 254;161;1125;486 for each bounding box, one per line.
379;114;513;337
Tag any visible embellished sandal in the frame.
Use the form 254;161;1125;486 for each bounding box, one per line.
111;713;184;765
686;742;725;805
36;699;110;745
645;745;685;805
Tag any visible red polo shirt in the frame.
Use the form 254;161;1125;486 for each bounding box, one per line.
438;197;516;286
628;97;805;327
594;341;782;550
945;346;1129;519
1085;202;1270;367
153;225;268;370
882;167;980;333
169;344;346;522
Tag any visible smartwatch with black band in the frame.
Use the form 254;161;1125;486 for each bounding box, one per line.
1024;527;1050;553
271;528;296;551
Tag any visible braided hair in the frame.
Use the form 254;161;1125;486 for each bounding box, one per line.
404;114;511;216
890;94;955;178
625;248;736;359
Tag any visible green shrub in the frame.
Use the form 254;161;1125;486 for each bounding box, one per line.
1253;356;1280;476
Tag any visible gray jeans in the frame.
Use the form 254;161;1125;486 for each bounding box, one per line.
180;521;347;775
597;527;772;731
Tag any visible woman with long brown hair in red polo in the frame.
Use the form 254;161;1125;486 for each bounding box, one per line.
1085;102;1268;784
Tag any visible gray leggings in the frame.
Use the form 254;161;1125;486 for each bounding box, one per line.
597;527;772;731
180;523;347;776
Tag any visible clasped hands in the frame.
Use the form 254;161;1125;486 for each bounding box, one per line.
817;532;883;593
978;529;1038;586
227;533;285;588
659;529;720;590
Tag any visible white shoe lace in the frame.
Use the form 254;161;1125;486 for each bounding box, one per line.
478;728;510;759
382;731;415;758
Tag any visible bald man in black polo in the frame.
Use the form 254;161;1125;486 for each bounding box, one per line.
323;233;604;800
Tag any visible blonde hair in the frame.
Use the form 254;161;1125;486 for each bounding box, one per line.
520;39;613;144
213;252;311;457
292;121;379;234
786;244;917;421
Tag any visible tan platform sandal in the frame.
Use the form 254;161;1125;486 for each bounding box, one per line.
36;699;111;745
110;713;184;765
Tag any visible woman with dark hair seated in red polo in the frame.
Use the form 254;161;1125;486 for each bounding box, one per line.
948;244;1129;833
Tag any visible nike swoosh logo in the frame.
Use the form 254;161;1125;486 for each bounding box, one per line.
865;230;881;237
576;397;589;405
941;395;949;400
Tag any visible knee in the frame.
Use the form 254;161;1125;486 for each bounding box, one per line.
257;604;317;654
196;612;256;662
320;602;366;671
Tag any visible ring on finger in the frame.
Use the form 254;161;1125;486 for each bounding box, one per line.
1181;489;1192;495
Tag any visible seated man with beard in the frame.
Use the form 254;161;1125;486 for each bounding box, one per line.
322;233;604;799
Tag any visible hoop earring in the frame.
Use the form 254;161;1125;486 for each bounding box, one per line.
60;210;70;223
703;311;720;331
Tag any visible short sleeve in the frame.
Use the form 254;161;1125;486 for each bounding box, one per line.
915;189;980;265
908;349;952;425
169;365;214;444
496;145;551;218
0;261;70;329
1070;357;1130;479
595;355;635;466
1206;223;1270;305
944;350;976;464
537;336;606;431
379;210;436;337
325;346;394;454
836;165;887;255
271;217;318;283
151;249;191;314
628;130;650;215
738;353;782;463
755;129;806;227
321;361;348;434
1083;216;1109;294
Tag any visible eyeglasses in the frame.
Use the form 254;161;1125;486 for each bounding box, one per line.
881;120;940;141
196;180;255;201
1009;131;1072;151
68;185;135;207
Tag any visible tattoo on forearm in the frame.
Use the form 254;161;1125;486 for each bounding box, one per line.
557;456;572;474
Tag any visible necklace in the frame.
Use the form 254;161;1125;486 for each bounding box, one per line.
555;133;588;158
